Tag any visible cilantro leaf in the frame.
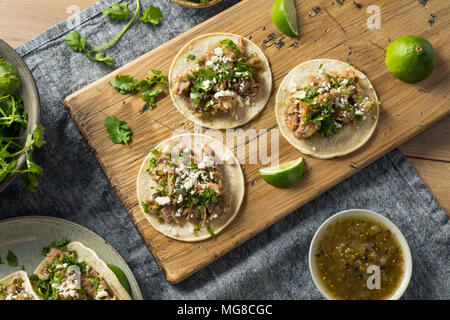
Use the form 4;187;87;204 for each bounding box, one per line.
0;160;17;183
21;171;39;193
6;250;17;267
318;117;340;138
0;59;21;97
87;52;116;67
190;68;216;107
219;38;242;58
109;69;167;109
41;246;50;256
25;153;43;176
104;115;132;147
110;75;137;94
90;277;99;296
140;5;163;25
141;201;150;213
50;237;69;249
146;70;168;87
31;124;46;148
102;2;132;21
64;31;86;53
140;89;163;109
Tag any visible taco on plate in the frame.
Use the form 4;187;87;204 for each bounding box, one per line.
275;59;380;159
169;33;272;129
30;242;131;300
0;271;40;300
137;133;244;241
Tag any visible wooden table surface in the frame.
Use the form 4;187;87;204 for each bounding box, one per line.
0;0;448;214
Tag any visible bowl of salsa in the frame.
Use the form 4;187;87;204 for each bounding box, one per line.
309;209;412;300
171;0;223;9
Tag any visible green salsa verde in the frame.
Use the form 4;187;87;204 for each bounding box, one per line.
314;216;405;300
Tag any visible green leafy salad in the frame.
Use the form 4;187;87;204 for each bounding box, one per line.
0;58;45;191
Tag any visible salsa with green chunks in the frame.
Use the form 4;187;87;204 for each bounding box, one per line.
314;216;405;300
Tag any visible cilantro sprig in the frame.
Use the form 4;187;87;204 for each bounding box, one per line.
102;2;133;21
109;69;167;108
65;1;163;67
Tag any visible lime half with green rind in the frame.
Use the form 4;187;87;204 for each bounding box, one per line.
271;0;299;38
259;157;304;188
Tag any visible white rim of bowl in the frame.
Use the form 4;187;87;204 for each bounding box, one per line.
308;209;413;300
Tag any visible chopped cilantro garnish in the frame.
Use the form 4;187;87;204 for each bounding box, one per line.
141;201;150;213
90;277;99;297
306;89;319;99
151;186;166;196
318;117;340;138
219;38;242;58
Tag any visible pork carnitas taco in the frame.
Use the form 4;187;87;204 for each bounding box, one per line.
169;33;272;129
275;59;380;159
30;242;131;300
137;133;244;241
0;271;40;300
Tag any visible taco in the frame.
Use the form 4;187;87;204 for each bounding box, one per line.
137;133;244;241
30;242;131;300
0;271;40;300
169;33;272;129
275;59;380;159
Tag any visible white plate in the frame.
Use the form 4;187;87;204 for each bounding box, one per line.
0;216;142;300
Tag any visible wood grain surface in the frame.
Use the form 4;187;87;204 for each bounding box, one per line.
1;0;448;283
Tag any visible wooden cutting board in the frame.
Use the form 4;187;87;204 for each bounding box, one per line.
64;0;450;283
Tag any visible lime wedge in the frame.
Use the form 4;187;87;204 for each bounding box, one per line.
259;157;304;188
271;0;299;38
107;264;132;296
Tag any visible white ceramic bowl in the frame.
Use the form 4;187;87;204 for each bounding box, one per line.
309;209;413;300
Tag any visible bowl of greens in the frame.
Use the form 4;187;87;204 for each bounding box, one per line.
171;0;223;8
0;39;44;193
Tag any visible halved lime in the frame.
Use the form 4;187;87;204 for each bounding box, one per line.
107;264;132;295
259;157;304;188
271;0;299;38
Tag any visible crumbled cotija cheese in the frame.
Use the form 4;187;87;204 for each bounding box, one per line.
155;196;171;206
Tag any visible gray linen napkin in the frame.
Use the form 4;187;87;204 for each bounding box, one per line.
0;0;448;299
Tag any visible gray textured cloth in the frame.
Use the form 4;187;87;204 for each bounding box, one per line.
1;0;448;299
